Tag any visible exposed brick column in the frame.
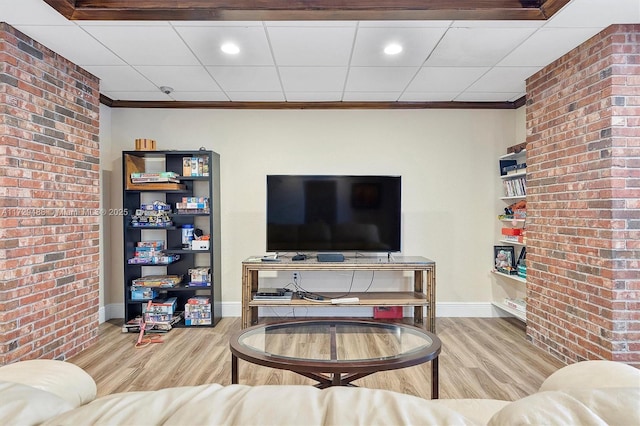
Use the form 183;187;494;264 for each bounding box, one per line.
526;24;639;366
0;23;100;364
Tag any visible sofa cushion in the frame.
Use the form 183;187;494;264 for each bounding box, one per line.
0;359;96;407
488;387;640;426
0;381;75;426
44;384;481;425
431;399;510;424
539;360;640;392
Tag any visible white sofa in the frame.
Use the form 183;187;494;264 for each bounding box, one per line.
0;359;638;425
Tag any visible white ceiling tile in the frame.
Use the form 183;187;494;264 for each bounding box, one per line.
342;92;401;101
81;25;199;65
133;66;221;92
77;21;171;27
82;66;158;92
399;92;460;102
206;66;282;91
406;67;488;92
227;92;285;101
345;67;418;92
426;27;538;67
169;92;230;101
171;21;263;27
267;26;356;66
450;20;543;28
265;21;357;27
545;0;640;28
286;92;343;101
466;66;541;93
4;0;638;104
13;25;125;66
0;0;72;25
350;27;447;66
455;92;523;102
358;21;451;28
279;67;347;92
175;25;274;66
498;27;603;67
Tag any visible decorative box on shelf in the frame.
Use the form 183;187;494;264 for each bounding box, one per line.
373;306;403;319
184;296;211;326
130;287;158;300
143;297;178;316
188;267;211;286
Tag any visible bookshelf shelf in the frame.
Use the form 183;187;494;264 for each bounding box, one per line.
500;170;526;179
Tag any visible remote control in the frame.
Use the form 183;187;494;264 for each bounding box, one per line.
330;297;360;304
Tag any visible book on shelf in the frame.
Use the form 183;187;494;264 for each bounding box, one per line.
130;171;180;184
503;177;527;197
131;172;178;179
132;275;183;287
504;298;526;312
130;177;180;184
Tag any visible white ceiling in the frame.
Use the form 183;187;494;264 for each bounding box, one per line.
2;0;639;103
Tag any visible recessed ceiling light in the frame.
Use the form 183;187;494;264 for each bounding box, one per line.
221;42;240;55
384;43;403;55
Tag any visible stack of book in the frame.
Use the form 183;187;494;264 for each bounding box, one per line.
132;274;183;288
130;171;179;183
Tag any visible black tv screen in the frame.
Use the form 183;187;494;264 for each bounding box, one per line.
267;175;401;253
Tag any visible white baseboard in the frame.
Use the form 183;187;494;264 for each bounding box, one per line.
436;302;496;317
101;301;497;323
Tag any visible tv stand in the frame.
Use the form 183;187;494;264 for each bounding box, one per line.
316;253;345;262
242;255;436;332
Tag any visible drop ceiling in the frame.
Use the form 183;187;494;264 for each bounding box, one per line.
1;0;639;107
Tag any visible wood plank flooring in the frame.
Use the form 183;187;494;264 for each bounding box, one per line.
68;317;564;400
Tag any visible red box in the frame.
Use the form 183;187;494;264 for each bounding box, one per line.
374;306;403;319
501;228;522;236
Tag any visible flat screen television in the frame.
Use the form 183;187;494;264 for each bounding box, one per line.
267;175;401;253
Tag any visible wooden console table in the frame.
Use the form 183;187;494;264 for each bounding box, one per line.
241;256;436;332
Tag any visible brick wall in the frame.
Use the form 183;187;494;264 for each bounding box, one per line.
526;24;640;366
0;23;100;364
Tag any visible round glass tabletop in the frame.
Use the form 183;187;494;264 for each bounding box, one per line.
231;319;440;368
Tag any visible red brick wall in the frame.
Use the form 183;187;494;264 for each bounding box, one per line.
526;24;640;366
0;23;100;364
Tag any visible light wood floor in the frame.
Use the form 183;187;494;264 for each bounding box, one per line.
68;317;564;400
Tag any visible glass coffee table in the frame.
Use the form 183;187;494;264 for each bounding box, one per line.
229;319;441;398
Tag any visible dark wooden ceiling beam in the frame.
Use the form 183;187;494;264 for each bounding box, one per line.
99;94;525;110
45;0;570;21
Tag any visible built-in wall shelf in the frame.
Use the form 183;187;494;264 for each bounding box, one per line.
499;239;525;246
492;301;526;322
493;270;526;283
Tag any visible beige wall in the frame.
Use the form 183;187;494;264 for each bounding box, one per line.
100;107;523;317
